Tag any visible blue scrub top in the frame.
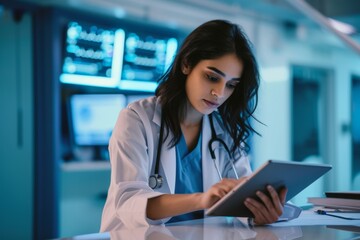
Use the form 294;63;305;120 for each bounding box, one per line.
168;132;204;223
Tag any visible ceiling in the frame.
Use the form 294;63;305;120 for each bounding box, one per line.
4;0;360;53
7;0;360;29
306;0;360;27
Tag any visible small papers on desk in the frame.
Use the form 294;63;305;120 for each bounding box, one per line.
307;191;360;223
308;191;360;211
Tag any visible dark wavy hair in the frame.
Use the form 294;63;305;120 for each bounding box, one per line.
155;19;260;154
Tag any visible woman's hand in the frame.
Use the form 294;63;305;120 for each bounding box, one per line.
147;177;248;220
244;185;288;225
200;177;248;209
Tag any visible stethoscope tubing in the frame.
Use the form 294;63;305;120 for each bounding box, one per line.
149;113;239;189
208;114;239;180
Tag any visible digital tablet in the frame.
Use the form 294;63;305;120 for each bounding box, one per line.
205;160;332;217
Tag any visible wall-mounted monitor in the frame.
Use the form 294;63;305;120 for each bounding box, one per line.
118;31;178;92
68;94;126;146
59;20;179;92
60;21;125;88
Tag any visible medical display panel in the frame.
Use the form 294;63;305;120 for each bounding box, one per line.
59;20;178;92
118;31;178;92
60;21;125;88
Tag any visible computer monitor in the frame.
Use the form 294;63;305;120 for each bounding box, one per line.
68;94;126;146
60;21;125;88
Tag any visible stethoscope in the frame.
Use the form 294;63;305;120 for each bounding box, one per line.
149;114;239;189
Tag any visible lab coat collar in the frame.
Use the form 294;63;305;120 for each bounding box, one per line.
211;112;225;136
152;97;162;127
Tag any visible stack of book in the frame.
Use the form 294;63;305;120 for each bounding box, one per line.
308;192;360;211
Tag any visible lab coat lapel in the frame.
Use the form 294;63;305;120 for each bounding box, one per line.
153;99;176;194
202;114;224;191
161;135;176;193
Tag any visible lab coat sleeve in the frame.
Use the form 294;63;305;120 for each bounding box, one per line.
100;106;169;231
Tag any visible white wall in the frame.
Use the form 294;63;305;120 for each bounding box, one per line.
251;66;291;169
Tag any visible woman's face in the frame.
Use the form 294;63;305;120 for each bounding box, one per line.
184;53;244;115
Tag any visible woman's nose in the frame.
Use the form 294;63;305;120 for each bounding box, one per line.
212;83;226;98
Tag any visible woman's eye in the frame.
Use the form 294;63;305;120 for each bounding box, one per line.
227;82;238;89
206;74;219;82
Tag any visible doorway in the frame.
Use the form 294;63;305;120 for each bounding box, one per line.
351;76;360;189
290;65;334;205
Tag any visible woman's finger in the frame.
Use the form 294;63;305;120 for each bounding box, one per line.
245;197;274;223
279;187;288;205
266;185;284;216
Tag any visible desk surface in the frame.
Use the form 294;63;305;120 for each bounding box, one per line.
59;212;360;240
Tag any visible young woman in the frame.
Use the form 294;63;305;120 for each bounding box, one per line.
100;19;287;231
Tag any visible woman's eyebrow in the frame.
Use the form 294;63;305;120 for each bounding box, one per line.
206;66;241;80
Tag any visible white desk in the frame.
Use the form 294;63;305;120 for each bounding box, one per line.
58;211;360;240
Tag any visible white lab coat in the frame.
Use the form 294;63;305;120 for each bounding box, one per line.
100;96;252;231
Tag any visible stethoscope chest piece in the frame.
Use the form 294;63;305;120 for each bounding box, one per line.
149;174;163;189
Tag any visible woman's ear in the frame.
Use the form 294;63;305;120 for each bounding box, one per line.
182;62;190;75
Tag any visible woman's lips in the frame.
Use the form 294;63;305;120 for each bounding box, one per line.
203;99;219;108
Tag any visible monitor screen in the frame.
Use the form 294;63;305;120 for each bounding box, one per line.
118;31;178;92
60;21;125;88
69;94;126;146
